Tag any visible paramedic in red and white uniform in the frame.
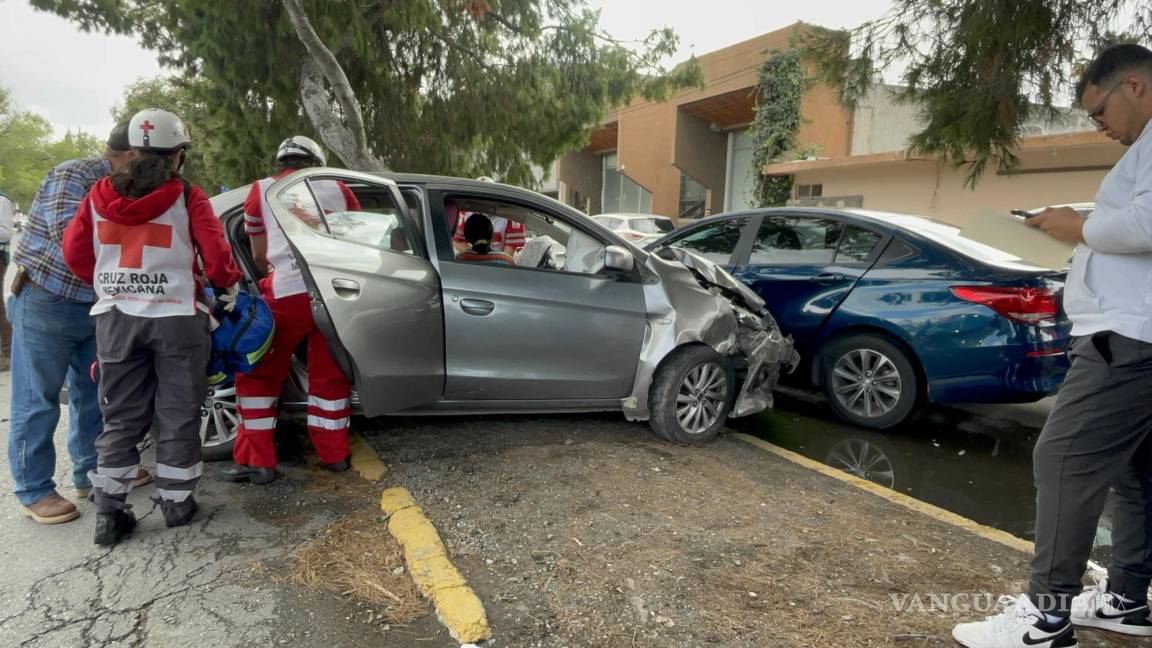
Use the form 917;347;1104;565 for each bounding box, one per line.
451;176;525;255
452;212;525;255
223;136;361;485
62;108;241;545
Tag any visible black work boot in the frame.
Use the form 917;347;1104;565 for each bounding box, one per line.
220;464;278;484
159;497;199;528
324;458;351;473
93;510;137;546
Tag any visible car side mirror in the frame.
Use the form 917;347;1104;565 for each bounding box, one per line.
604;245;635;273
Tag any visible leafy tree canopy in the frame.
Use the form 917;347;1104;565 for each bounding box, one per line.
799;1;1143;185
32;0;703;187
0;87;103;208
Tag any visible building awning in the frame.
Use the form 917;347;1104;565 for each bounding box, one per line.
585;121;619;153
680;87;757;129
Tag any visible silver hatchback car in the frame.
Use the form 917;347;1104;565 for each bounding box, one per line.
201;169;796;459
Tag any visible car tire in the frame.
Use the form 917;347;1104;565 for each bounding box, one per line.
200;383;239;462
649;345;733;444
820;334;919;429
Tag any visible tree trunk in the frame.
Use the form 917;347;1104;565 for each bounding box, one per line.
281;0;387;171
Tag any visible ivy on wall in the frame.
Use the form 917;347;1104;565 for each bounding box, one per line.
750;49;807;207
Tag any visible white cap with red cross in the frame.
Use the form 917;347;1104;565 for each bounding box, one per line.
128;108;191;152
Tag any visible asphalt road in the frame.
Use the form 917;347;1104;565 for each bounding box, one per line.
0;368;428;648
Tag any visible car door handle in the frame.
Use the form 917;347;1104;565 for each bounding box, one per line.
332;278;361;299
460;299;495;316
809;272;848;284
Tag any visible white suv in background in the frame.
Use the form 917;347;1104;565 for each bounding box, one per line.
593;213;676;246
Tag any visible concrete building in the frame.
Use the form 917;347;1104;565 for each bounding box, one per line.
764;84;1116;226
546;24;851;221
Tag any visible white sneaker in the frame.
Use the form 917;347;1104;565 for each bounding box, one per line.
952;594;1077;648
1070;577;1152;636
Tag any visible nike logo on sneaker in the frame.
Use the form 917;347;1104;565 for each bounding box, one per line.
1096;606;1149;620
1023;625;1071;646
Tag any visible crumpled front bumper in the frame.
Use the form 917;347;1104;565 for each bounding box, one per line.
729;305;798;418
621;248;799;421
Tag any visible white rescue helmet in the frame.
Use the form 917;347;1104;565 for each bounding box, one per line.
128;108;191;152
276;135;326;166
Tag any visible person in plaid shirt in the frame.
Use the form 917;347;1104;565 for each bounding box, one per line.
6;123;151;526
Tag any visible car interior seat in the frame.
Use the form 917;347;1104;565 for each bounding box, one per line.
390;227;408;252
775;229;801;250
444;199;460;243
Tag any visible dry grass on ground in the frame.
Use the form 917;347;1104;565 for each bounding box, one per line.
291;510;429;624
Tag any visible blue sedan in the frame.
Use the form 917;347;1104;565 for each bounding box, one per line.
648;208;1071;429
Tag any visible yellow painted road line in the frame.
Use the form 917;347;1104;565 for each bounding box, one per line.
380;487;491;644
348;432;386;482
731;432;1034;555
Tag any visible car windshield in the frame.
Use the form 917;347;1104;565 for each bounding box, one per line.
630;218;675;234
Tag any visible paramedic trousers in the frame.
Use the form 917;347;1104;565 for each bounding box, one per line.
233;288;350;468
90;309;209;513
1029;332;1152;613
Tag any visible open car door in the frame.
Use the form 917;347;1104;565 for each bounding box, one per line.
264;169;444;416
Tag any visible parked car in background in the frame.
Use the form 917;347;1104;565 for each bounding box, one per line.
201;171;797;459
593;213;676;246
647;208;1071;429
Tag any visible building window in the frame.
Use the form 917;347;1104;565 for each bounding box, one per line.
796;184;823;198
678;173;707;219
602;154;652;213
725;129;756;212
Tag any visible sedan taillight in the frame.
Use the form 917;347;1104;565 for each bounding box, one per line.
949;285;1059;323
622;232;645;241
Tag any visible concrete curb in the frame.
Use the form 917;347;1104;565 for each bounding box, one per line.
348;432;386;482
380;487;491;644
730;432;1034;555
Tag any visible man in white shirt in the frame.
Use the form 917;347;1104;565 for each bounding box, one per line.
0;190;13;370
954;44;1152;648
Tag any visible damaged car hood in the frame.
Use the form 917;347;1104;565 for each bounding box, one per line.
660;248;768;317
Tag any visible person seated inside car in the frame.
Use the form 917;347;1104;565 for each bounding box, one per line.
456;214;516;266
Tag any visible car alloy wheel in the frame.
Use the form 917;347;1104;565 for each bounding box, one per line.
825;439;896;489
201;384;239;457
830;348;903;419
675;361;728;436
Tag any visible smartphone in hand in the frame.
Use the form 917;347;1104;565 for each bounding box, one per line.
1011;209;1037;220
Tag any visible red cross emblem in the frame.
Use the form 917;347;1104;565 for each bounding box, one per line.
138;120;155;135
96;221;173;268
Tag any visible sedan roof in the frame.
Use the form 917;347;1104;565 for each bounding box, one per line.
665;207;1049;271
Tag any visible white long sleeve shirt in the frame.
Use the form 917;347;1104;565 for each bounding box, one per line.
0;195;12;244
1065;118;1152;342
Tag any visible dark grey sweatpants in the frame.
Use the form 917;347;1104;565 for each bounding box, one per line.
90;309;210;513
1030;332;1152;613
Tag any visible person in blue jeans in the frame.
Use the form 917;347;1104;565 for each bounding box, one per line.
7;123;151;525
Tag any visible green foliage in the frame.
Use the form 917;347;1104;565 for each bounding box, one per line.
798;1;1152;187
0;87;103;208
750;49;807;207
32;0;703;186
